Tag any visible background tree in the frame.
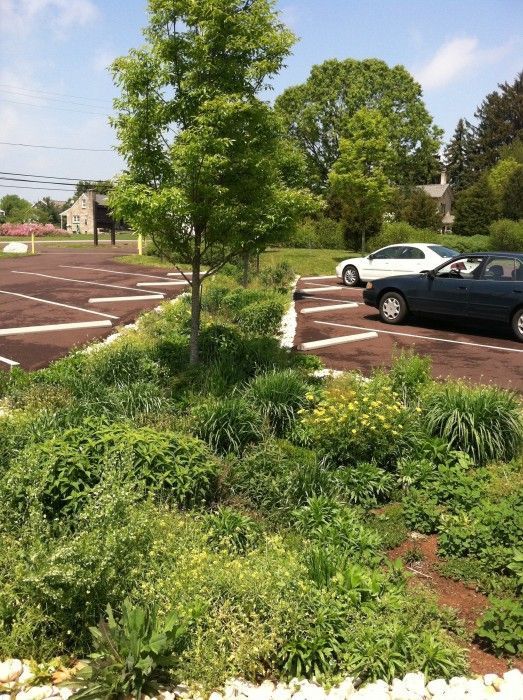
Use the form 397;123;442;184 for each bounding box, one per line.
275;58;442;192
502;165;523;220
33;196;61;225
328;109;393;251
471;70;523;173
453;177;498;236
443;118;476;190
109;0;313;364
0;194;32;223
401;188;442;231
74;180;113;198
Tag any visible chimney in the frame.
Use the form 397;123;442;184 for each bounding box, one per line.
440;170;448;185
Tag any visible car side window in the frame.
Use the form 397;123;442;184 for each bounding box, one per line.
373;246;403;259
400;246;425;259
436;257;484;279
482;258;517;281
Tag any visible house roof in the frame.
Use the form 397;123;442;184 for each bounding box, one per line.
417;183;451;199
95;194;109;206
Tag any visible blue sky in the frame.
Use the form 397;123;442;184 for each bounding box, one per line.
0;0;521;201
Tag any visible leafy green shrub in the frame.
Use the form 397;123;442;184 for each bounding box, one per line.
205;507;261;554
288;216;345;249
190;397;264;455
299;382;412;467
243;369;310;437
475;598;523;656
489;218;523;252
423;383;523;465
72;600;195;700
259;261;295;291
402;491;442;534
366;504;408;550
226;439;331;518
334;461;395;507
1;421;220;520
236;297;286;336
387;349;432;404
369;222;491;254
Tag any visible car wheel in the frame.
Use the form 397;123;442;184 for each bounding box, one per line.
343;264;360;287
512;308;523;342
379;292;408;324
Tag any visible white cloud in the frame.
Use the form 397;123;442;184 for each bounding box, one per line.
0;0;99;36
415;36;513;90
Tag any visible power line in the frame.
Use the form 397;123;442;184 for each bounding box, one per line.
0;176;97;186
0;141;113;152
0;82;112;105
0;183;76;191
0;97;109;117
0;171;108;182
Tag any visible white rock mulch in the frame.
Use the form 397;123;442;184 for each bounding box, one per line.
1;665;522;700
279;275;300;349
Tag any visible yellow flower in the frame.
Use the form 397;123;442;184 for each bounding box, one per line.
351;428;357;434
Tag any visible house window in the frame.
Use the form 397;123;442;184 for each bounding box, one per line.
84;218;88;226
81;196;87;209
73;215;80;223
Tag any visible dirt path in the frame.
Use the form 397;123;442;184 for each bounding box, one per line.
388;534;523;676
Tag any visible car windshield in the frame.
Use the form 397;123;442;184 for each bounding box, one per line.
428;245;458;258
436;256;484;278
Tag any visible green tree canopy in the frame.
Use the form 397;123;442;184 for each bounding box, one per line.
275;58;442;192
33;196;61;225
453;177;498;237
389;187;442;231
328;109;394;250
502;165;523;220
443;118;476;191
74;180;113;198
109;0;314;363
0;194;32;223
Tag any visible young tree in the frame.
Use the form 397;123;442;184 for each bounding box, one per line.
275;58;442;192
109;0;312;364
502;165;523;220
329;109;393;251
402;188;442;231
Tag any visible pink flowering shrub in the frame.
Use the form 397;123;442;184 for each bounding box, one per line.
0;223;68;237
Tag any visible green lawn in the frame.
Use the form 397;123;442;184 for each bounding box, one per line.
117;247;356;277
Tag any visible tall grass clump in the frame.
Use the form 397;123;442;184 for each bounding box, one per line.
190;397;265;455
424;383;523;465
243;369;310;436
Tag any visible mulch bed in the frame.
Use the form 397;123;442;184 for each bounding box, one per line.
388;534;523;676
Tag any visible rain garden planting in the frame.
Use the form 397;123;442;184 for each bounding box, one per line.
0;263;521;699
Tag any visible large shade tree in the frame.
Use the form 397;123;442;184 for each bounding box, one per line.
275;58;442;192
109;0;313;364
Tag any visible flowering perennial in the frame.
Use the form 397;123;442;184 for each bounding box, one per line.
0;223;67;237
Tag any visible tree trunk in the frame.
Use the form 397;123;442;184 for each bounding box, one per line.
242;251;249;287
189;239;202;365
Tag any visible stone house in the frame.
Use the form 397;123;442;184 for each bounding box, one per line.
417;172;455;232
60;190;118;235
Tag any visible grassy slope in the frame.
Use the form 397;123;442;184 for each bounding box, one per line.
116;247;357;277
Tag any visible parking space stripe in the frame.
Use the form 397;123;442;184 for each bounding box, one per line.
301;303;358;314
300;275;338;281
299;295;365;305
0;320;112;337
89;294;164;304
315;320;523;353
136;281;189;287
60;265;172;280
11;270;159;295
299;331;378;350
301;285;342;293
0;289;119;320
0;355;19;367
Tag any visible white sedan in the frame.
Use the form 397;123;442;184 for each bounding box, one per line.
336;243;458;287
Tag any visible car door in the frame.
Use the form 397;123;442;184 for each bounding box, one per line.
360;246;404;280
415;256;486;317
468;257;522;322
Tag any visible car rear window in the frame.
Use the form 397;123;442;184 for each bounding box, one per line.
428;245;458;258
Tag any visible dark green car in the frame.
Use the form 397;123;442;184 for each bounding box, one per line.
363;252;523;341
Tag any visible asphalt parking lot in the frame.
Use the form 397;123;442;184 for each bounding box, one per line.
0;247;189;371
294;276;523;390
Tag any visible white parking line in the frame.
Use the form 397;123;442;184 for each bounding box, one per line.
167;272;192;277
301;285;342;293
300;275;338;281
60;265;172;280
11;270;159;295
0;289;119;320
302;282;343;288
300;295;365;305
136;281;189;287
0;354;19;367
315;320;523;353
0;320;112;337
301;303;358;314
299;331;378;351
89;294;164;304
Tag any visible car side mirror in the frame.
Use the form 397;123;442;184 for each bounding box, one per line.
421;269;434;278
368;253;374;260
